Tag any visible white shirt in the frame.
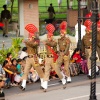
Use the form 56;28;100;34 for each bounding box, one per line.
75;23;86;43
19;51;28;59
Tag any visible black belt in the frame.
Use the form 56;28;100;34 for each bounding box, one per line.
60;50;65;52
85;46;91;49
47;55;53;58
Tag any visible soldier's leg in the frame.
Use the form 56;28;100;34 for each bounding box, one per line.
32;57;44;88
21;58;32;89
2;19;6;35
55;56;66;86
41;57;52;90
85;49;92;76
63;55;71;82
97;46;100;61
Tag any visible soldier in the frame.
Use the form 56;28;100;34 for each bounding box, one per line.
48;3;55;19
97;23;100;61
82;27;92;77
19;24;44;91
41;24;66;92
57;21;71;82
1;5;11;37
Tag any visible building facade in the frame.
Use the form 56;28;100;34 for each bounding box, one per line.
18;0;39;37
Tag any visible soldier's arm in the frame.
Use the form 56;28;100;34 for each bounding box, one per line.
46;40;57;47
64;38;70;54
81;37;85;53
25;41;39;47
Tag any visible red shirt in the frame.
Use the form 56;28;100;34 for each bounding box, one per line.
72;53;82;63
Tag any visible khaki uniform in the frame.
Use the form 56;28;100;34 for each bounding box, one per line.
48;6;55;19
97;31;100;60
25;39;39;55
22;39;44;80
44;39;63;81
1;9;11;34
82;34;92;70
57;37;71;77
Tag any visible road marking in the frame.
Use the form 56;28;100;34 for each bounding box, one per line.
48;83;60;86
64;93;100;100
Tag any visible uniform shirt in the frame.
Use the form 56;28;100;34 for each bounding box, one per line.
58;37;70;54
1;9;11;19
97;31;100;47
45;39;57;55
75;23;86;43
25;39;39;55
82;33;92;52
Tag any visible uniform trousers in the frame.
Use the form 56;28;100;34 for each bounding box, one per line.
85;48;92;70
56;53;70;77
2;19;9;34
97;45;100;60
44;57;63;81
22;57;44;80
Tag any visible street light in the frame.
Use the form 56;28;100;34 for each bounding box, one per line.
77;0;81;49
89;1;98;100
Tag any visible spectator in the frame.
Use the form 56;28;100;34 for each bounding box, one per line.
0;64;5;76
6;52;12;66
1;5;11;37
0;75;6;100
75;20;86;43
2;60;13;88
71;48;88;74
48;3;55;19
16;59;23;77
19;47;28;60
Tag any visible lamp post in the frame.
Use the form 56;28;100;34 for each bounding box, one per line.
89;0;98;100
77;0;81;49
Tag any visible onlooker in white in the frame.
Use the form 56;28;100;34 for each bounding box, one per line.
75;22;86;43
19;47;28;59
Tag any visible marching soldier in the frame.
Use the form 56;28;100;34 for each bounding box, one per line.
82;27;92;77
56;21;71;82
97;23;100;61
42;24;66;92
19;24;44;91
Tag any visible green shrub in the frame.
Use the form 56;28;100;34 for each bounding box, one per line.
0;37;23;64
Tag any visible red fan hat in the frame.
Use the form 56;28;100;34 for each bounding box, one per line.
60;21;67;34
25;24;38;38
46;24;55;38
97;20;100;29
85;12;92;18
84;19;92;28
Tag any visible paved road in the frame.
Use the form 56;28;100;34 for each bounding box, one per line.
4;74;100;100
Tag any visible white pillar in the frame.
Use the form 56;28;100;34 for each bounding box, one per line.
18;0;24;36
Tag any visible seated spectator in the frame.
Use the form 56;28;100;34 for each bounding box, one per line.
10;59;19;86
6;52;12;66
19;47;28;60
71;48;88;74
2;60;13;88
0;64;5;77
0;75;6;100
16;59;23;77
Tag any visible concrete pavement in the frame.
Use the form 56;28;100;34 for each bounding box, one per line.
4;75;100;100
